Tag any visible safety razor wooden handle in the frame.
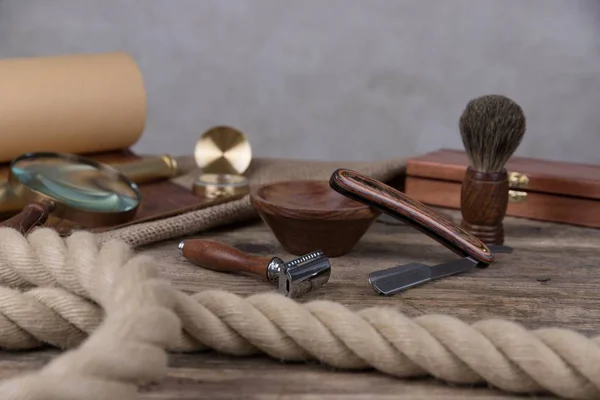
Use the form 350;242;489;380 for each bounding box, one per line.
329;168;495;265
179;239;271;280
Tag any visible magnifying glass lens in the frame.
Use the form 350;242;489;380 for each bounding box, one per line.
11;155;139;213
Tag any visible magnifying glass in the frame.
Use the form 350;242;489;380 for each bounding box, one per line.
1;152;142;233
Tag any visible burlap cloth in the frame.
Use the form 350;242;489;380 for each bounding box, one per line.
96;157;407;248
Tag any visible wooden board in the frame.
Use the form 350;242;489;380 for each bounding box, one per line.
1;209;599;399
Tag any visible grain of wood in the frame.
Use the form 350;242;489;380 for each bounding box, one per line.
1;209;599;399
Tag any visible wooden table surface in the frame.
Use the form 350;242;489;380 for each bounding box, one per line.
1;210;599;399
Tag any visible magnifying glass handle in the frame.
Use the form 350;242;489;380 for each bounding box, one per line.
0;201;55;235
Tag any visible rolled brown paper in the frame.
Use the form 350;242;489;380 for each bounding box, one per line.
0;52;146;162
460;166;509;245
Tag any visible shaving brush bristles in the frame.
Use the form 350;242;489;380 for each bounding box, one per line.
459;94;526;173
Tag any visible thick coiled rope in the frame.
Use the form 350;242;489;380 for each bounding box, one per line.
0;227;598;400
0;229;181;399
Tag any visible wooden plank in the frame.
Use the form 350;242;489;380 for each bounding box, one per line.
0;349;554;399
1;209;599;398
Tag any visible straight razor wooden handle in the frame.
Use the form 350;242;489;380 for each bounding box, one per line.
329;168;495;265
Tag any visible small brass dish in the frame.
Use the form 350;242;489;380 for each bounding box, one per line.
250;180;380;257
193;173;249;199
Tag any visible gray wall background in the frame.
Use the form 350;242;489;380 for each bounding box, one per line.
1;0;599;164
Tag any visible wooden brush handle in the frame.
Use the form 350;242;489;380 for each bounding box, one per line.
180;239;272;280
0;201;53;234
460;166;509;245
329;168;495;265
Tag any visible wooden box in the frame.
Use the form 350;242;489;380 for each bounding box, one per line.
404;148;600;228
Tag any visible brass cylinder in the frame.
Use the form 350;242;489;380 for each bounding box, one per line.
111;155;180;184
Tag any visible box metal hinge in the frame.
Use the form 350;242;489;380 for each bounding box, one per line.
508;171;529;203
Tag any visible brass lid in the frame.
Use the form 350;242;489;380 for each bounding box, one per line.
194;126;252;175
193;173;249;199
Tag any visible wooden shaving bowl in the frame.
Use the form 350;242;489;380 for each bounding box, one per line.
250;180;380;257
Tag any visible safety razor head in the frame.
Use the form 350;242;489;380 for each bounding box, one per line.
278;250;331;298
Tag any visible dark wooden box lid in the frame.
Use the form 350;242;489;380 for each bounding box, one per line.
406;148;600;200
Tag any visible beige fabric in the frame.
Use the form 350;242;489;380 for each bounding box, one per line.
96;157;407;248
0;227;599;400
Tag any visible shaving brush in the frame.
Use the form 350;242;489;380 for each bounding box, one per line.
458;94;526;245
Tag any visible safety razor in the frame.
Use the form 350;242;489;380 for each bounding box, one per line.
178;239;331;298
